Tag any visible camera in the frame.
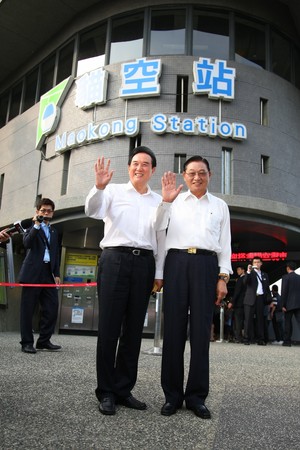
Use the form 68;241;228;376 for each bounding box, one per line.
36;215;45;223
7;221;26;235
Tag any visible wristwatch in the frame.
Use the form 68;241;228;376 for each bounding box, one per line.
218;273;229;283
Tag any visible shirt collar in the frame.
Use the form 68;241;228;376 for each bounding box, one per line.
183;189;210;201
126;180;151;195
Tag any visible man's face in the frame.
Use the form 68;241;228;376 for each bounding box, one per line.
183;161;211;197
36;204;54;222
237;267;244;276
252;258;262;270
128;152;155;190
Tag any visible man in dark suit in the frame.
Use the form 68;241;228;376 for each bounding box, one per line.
228;265;246;343
281;261;300;346
243;256;271;345
19;198;61;354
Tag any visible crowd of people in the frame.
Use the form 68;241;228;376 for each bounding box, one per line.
214;259;300;347
1;146;300;421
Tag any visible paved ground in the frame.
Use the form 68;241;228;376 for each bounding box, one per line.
0;332;299;450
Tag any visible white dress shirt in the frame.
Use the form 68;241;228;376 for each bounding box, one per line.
155;190;232;275
85;182;165;279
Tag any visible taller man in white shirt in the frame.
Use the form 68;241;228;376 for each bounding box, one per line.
156;155;232;419
85;147;164;416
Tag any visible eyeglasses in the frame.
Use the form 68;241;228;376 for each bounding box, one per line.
184;171;209;178
39;208;53;214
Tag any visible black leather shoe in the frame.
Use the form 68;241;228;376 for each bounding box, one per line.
99;396;116;415
282;342;291;347
21;344;37;354
161;402;178;416
243;340;250;345
117;395;147;410
36;341;62;351
187;404;211;419
257;341;266;346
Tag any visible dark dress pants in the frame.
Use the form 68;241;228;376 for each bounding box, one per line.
233;307;244;341
95;249;155;401
20;263;58;346
161;251;218;408
284;308;300;344
244;295;265;342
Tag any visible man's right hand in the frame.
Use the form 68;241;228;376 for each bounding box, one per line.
95;156;114;190
161;171;183;203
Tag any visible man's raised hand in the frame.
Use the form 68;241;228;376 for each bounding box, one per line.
161;171;183;203
95;157;114;190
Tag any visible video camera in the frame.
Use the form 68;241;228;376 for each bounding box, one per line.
6;220;26;235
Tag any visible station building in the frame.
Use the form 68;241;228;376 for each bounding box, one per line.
0;0;300;338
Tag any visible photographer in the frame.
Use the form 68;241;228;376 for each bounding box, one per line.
19;198;61;354
0;228;11;247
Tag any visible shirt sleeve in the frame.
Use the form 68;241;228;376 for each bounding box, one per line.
85;185;109;219
154;229;166;279
154;202;172;231
217;201;233;275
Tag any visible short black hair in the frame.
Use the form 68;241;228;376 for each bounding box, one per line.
286;261;297;271
128;146;157;167
36;198;55;211
183;155;210;172
272;284;278;292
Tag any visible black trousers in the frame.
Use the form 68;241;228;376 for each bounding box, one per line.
233;307;244;341
284;308;300;344
20;263;58;346
244;295;265;342
161;251;218;408
95;248;155;401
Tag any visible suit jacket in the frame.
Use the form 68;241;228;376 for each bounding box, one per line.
243;270;271;306
281;271;300;311
231;274;246;308
18;225;60;283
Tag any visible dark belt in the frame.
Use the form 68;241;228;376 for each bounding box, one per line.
104;246;153;256
168;248;217;256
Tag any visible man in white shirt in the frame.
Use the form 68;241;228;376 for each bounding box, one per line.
85;146;164;416
156;155;232;419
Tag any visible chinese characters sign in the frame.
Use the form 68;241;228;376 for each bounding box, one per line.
36;57;247;153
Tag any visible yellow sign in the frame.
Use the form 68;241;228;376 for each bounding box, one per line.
65;253;98;266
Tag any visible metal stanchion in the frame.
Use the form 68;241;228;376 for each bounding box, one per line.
143;291;163;355
216;304;225;343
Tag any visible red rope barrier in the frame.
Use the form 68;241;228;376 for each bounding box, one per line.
0;282;97;288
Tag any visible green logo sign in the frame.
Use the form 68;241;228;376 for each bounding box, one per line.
36;76;73;150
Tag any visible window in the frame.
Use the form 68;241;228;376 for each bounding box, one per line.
0;173;4;209
110;13;144;64
0;92;9;128
129;135;142;152
8;82;23;121
260;98;268;126
77;24;107;76
193;12;229;60
221;148;232;194
150;9;186;55
56;41;75;84
23;69;39;112
261;155;269;174
39;55;56;98
271;31;291;81
235;18;265;69
174;154;186;173
61;151;71;195
176;76;188;112
294;46;300;90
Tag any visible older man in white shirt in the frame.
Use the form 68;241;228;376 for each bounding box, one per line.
156;155;232;419
85;146;164;416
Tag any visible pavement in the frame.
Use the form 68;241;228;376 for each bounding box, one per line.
0;332;299;450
